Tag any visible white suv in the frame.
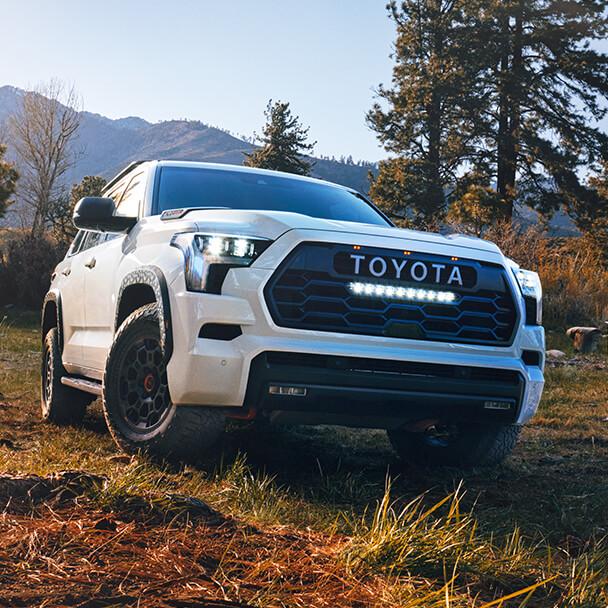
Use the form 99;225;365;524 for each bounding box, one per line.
41;160;545;466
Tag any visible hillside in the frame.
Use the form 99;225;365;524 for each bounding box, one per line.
0;86;373;195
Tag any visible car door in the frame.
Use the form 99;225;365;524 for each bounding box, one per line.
82;171;146;372
58;231;96;372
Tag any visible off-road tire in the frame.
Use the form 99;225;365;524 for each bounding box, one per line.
388;423;521;468
41;328;91;425
102;304;225;461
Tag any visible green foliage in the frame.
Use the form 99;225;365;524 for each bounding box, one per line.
47;175;107;246
0;233;66;308
0;144;19;219
369;159;446;229
368;0;485;224
478;0;608;219
244;100;315;175
447;173;510;236
371;0;608;226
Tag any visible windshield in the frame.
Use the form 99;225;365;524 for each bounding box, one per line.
155;166;390;226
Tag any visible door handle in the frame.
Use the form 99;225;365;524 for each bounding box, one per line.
84;257;96;269
61;268;71;276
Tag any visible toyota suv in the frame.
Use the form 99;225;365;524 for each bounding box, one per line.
41;160;545;466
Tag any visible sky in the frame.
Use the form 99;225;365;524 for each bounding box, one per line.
1;0;395;161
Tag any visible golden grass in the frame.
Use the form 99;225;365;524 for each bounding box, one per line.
1;309;608;606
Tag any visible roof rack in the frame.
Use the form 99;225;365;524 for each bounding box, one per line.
103;160;150;191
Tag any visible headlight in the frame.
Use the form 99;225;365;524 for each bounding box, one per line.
513;268;542;325
171;233;271;293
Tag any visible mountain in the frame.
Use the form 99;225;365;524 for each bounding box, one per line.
0;86;374;196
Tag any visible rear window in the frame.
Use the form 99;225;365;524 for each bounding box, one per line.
156;166;390;227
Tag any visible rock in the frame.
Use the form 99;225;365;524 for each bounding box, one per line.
546;349;566;359
566;327;602;353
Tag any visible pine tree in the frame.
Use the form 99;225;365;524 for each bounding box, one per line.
47;175;107;245
368;0;485;226
477;0;608;219
370;0;608;225
0;144;18;219
244;100;316;175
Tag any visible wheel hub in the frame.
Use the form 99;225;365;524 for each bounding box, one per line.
117;337;171;433
143;372;156;393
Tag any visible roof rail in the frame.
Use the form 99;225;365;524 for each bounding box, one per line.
103;160;150;191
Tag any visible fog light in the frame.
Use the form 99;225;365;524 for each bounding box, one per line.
268;385;307;397
483;400;512;410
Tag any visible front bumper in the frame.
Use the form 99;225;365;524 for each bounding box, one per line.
166;229;545;426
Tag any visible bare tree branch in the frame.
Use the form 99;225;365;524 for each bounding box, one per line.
9;80;81;236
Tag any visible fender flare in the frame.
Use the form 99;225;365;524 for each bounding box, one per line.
116;266;174;359
41;290;64;349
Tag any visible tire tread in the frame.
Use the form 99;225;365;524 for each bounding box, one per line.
103;304;225;461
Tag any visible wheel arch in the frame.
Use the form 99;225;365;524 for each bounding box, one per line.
42;291;63;349
115;267;173;359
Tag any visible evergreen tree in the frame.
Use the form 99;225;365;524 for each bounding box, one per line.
477;0;608;219
371;0;608;224
368;0;484;226
47;175;107;245
0;144;18;219
244;100;316;175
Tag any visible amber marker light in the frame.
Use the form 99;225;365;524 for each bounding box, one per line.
353;245;361;250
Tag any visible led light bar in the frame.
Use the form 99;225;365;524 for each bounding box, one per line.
349;282;458;304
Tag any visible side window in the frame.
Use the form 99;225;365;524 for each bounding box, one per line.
68;230;86;256
115;172;145;218
105;180;128;207
80;231;104;252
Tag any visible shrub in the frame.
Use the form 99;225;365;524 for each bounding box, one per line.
0;232;67;309
483;223;608;330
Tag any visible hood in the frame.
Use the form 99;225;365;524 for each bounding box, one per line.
160;208;502;255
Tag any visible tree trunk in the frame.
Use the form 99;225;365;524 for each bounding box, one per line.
496;3;523;221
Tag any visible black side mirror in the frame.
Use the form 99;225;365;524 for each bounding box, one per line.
72;197;137;232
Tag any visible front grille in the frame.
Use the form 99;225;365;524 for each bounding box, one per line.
264;243;519;346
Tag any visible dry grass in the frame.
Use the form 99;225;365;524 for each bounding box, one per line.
483;224;608;329
1;308;608;606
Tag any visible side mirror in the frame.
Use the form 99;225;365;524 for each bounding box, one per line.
72;197;137;232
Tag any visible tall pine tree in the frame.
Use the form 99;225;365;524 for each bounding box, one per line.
368;0;485;226
371;0;608;225
477;0;608;218
244;100;316;175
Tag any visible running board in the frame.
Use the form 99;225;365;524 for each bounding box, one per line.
61;376;103;396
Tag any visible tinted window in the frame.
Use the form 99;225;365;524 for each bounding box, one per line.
116;172;145;217
156;167;389;226
105;179;129;206
81;231;104;251
68;230;86;256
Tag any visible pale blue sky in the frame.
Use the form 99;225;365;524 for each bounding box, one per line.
1;0;395;161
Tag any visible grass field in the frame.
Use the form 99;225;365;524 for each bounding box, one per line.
1;308;607;607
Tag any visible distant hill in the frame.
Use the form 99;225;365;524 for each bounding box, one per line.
0;85;374;198
0;85;577;235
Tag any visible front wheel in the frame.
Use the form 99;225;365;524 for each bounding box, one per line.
388;422;521;468
102;304;225;462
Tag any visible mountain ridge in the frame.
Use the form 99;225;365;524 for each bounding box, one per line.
0;85;374;195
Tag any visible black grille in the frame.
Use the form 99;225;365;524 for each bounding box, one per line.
265;243;519;346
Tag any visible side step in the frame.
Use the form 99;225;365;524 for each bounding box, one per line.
61;376;103;396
